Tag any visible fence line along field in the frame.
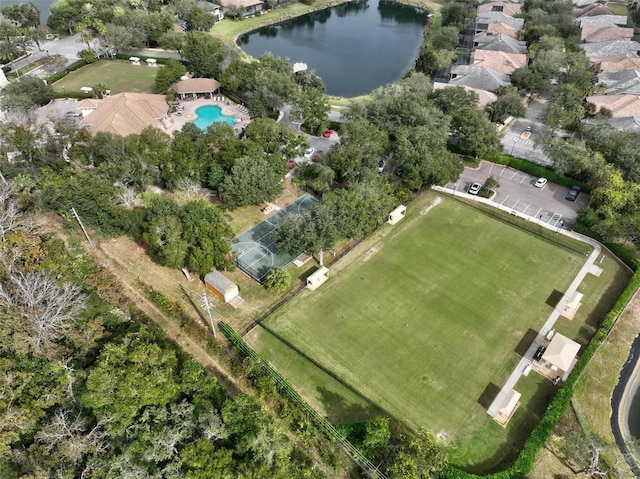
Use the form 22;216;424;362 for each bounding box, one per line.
248;194;586;465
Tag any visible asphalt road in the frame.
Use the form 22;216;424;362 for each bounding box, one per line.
447;161;589;230
501;95;552;167
8;34;84;79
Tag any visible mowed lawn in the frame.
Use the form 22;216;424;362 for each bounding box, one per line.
252;196;585;445
52;60;158;95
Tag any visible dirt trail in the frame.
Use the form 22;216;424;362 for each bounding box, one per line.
96;245;246;396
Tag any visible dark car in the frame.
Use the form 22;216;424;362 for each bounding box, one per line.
565;185;581;201
1;65;11;73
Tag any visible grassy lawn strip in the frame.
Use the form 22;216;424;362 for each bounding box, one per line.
51;60;158;95
251;193;584;466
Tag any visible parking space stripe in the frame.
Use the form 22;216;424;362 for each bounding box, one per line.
501;195;510;205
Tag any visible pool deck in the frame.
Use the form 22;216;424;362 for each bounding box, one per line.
165;97;251;135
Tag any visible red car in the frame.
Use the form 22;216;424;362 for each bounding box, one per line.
322;129;334;138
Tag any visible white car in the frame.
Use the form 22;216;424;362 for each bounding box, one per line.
303;148;315;159
378;159;385;173
534;177;548;188
468;182;482;195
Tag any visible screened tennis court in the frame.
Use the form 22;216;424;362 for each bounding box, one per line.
232;194;318;282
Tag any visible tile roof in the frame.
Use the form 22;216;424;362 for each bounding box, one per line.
432;82;498;109
596;69;640;95
482;22;521;38
573;3;613;17
581;40;640;59
449;65;511;92
476;1;522;16
471;49;527;74
580;26;634;43
473;33;527;54
587;94;640;117
82;93;168;137
476;11;525;30
576;14;628;28
172;77;221;94
596;54;640;73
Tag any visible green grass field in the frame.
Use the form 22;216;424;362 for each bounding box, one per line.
248;194;589;467
52;60;158;95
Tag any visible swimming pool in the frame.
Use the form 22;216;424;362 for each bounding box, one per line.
192;105;237;129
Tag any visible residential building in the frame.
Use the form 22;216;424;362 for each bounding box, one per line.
471;49;527;75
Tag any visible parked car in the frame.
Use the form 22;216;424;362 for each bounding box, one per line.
565;185;581;201
534;177;547;188
468;182;482;195
394;166;403;177
1;65;11;73
322;129;333;138
303;148;315;159
378;159;385;173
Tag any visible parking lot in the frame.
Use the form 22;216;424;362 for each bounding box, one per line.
446;162;589;230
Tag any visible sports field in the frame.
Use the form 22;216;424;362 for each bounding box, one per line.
52;60;158;95
248;194;586;453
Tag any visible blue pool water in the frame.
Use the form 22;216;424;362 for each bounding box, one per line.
193;105;236;129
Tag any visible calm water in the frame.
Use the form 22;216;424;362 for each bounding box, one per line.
193;105;237;129
238;0;428;97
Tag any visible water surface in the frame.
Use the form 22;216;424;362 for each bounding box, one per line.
238;0;428;97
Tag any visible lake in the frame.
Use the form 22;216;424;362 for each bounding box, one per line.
238;0;428;97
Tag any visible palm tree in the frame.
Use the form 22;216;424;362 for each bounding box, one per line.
0;39;19;63
25;26;47;52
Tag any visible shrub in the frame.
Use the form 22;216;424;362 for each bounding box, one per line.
263;267;292;292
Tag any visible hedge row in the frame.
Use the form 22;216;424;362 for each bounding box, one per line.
444;241;640;479
483;152;591;192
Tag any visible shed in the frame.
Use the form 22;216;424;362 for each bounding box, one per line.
493;389;521;427
307;267;329;291
540;333;580;377
561;291;583;320
204;270;243;307
388;205;407;225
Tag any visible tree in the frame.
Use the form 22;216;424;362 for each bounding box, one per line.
290;86;330;134
218;156;284;209
387;429;446;479
0;75;55;112
104;23;146;52
182;31;224;78
180;200;234;275
488;93;526;122
544;83;586;131
0;269;87;355
430;26;460;50
263;267;292;292
155;58;187;93
80;329;181;437
143;214;188;269
274;204;338;266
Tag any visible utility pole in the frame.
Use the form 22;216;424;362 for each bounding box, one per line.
70;207;94;248
200;292;217;339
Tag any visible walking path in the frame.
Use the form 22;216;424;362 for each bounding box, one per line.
431;186;601;416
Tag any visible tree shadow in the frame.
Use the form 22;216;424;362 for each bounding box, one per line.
463;378;557;474
477;383;501;409
583;278;629;330
316;385;383;425
546;289;564;309
514;328;538;357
